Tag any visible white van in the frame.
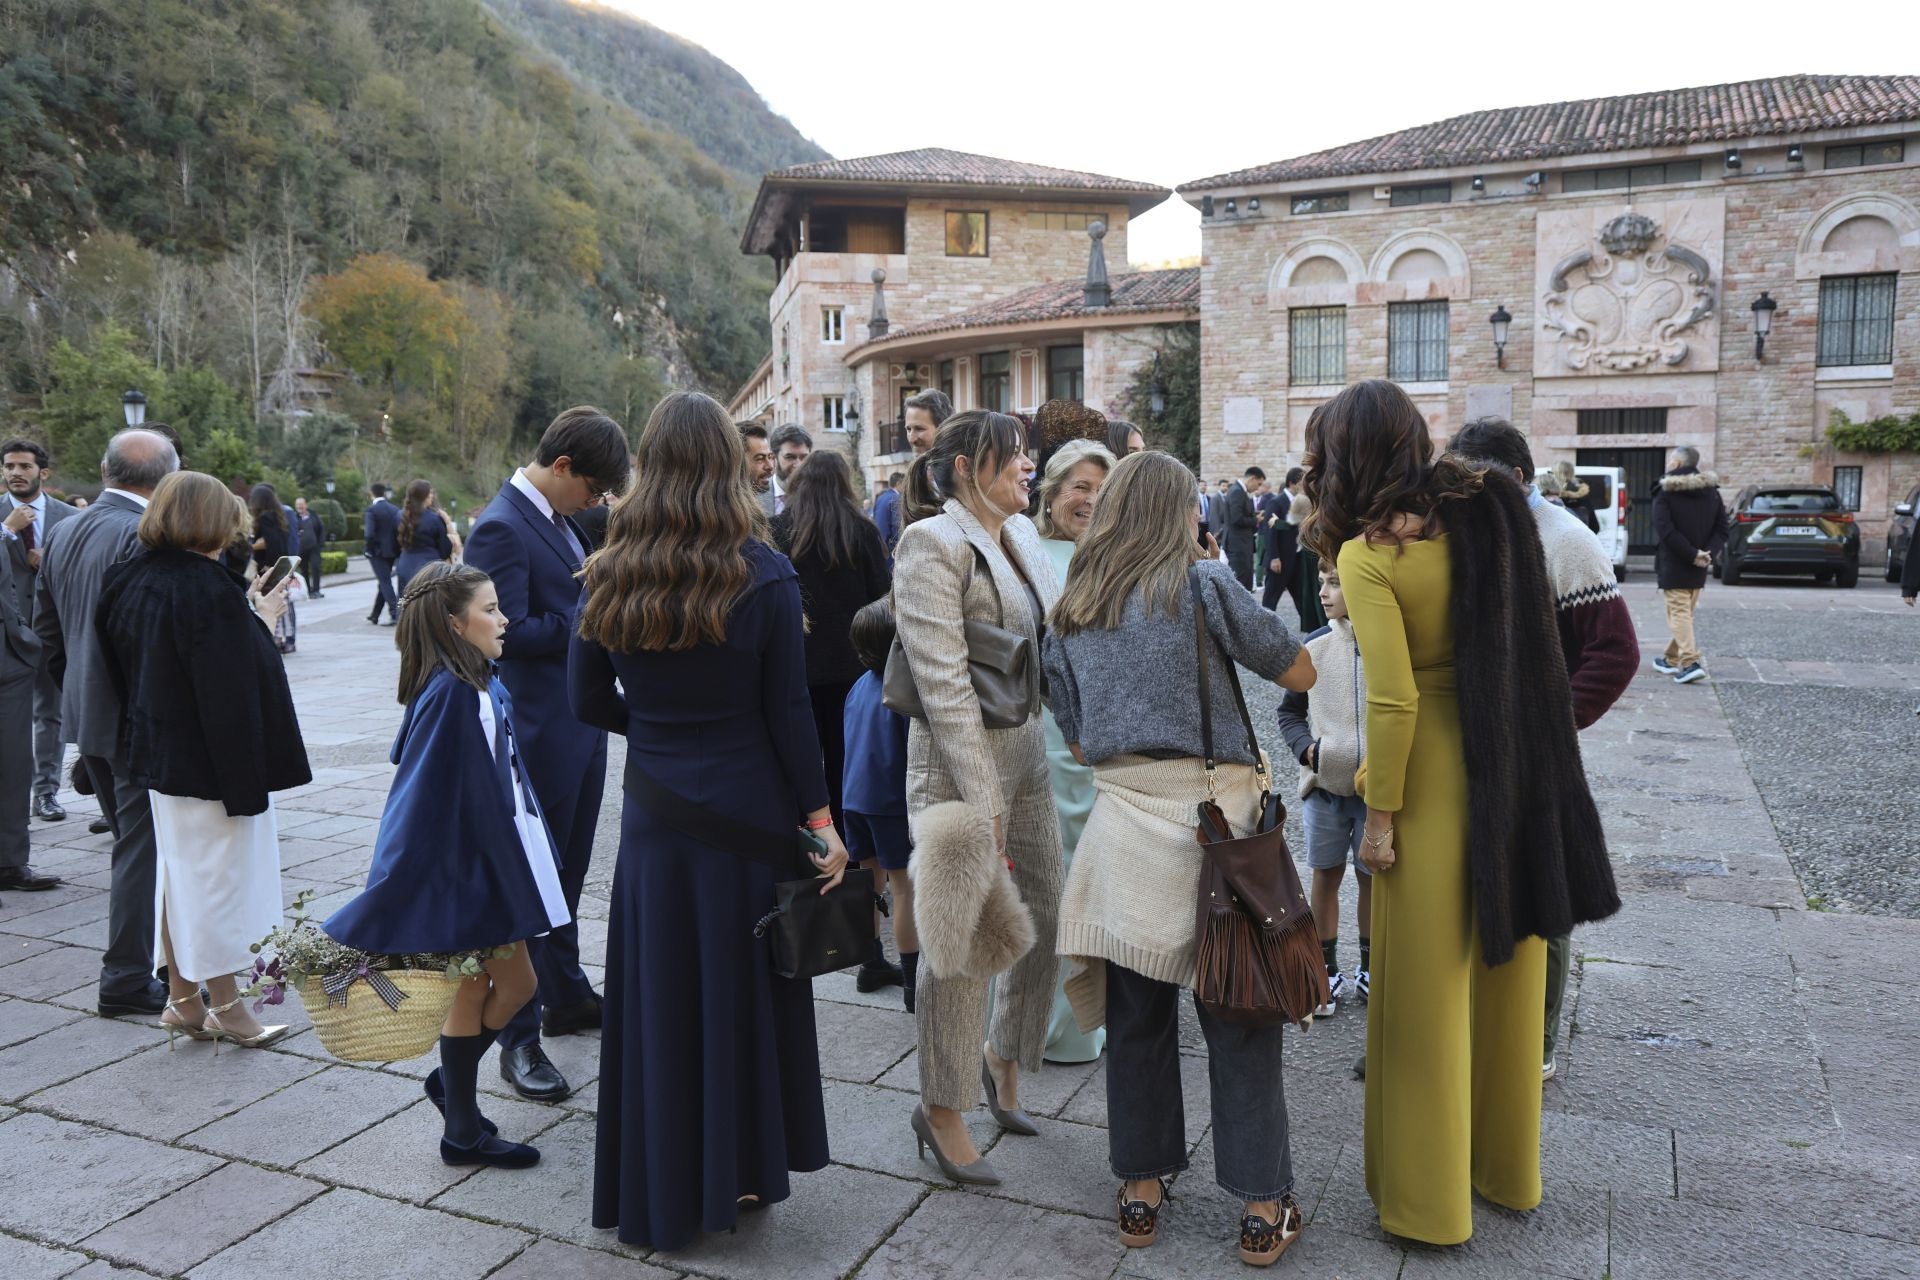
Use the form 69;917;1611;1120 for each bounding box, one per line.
1537;466;1631;581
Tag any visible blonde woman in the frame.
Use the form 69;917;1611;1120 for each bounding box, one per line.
1044;451;1315;1265
893;409;1063;1186
1032;439;1115;1065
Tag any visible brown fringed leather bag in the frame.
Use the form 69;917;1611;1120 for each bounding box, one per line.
1187;569;1329;1028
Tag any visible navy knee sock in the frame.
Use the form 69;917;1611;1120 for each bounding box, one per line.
438;1032;491;1146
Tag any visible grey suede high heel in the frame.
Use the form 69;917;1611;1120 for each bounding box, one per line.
911;1105;1002;1186
981;1052;1039;1136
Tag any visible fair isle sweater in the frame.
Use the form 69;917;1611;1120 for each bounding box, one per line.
1532;492;1638;729
1275;618;1366;799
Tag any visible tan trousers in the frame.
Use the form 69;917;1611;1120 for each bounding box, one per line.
907;720;1064;1111
1662;589;1702;668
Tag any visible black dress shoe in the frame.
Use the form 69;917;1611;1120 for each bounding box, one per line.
98;979;169;1017
33;797;66;822
540;998;603;1037
440;1134;540;1169
424;1068;498;1135
499;1043;571;1102
89;817;113;836
0;865;61;891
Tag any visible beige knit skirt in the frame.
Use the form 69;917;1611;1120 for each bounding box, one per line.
1056;753;1263;1031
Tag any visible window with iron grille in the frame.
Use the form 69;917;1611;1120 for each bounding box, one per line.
1832;466;1863;512
822;395;847;433
978;351;1011;412
1576;408;1670;435
1031;211;1102;231
1291;192;1349;215
1389;182;1451;207
1387;300;1449;382
1824;140;1905;169
1289;307;1346;385
1047;346;1084;402
1561;160;1703;192
1817;274;1897;366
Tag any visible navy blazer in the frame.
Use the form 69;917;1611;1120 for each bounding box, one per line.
463;479;602;779
363;499;401;560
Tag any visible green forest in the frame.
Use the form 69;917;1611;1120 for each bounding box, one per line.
0;0;822;509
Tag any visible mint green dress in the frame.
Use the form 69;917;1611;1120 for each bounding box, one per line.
1040;536;1105;1063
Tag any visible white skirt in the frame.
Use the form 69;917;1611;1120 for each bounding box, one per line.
150;792;284;983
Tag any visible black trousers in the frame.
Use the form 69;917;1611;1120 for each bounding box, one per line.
1263;525;1299;612
301;546;325;595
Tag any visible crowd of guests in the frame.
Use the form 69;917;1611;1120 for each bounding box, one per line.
17;370;1659;1265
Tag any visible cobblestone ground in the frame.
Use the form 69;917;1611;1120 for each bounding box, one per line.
1;569;1916;1280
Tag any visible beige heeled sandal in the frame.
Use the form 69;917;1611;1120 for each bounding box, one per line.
202;997;290;1052
160;997;215;1049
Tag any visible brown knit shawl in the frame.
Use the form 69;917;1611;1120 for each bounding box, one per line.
1446;469;1620;965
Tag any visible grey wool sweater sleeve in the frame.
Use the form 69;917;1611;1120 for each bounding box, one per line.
1041;559;1303;767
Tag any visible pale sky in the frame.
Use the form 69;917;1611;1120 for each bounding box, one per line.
604;0;1896;267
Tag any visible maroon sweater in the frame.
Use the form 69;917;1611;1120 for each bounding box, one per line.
1534;498;1638;728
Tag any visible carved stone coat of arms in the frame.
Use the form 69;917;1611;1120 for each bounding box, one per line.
1535;199;1725;375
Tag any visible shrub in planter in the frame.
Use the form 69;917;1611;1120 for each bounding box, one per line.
320;551;348;576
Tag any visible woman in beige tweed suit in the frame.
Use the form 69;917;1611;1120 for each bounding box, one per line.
892;410;1063;1186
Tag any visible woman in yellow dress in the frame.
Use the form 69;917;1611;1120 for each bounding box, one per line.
1300;380;1618;1245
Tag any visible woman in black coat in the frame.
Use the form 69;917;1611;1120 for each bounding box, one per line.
250;483;296;653
97;472;311;1049
768;449;892;824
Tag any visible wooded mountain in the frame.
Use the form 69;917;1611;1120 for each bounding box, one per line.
0;0;819;481
486;0;827;180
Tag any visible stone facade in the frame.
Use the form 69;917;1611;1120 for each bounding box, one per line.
739;196;1135;464
1190;132;1920;555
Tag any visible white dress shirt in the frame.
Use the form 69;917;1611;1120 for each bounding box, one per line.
510;469;584;563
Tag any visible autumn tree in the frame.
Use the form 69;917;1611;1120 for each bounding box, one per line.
307;254;464;406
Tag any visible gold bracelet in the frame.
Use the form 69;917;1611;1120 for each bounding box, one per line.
1363;828;1393;850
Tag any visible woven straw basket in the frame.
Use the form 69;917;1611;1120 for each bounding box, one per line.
298;970;457;1062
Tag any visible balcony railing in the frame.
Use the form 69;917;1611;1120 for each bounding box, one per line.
875;419;908;457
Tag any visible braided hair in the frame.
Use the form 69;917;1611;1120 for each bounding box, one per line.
394;561;495;704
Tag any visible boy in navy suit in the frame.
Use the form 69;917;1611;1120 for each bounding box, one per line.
363;483;401;625
464;406;631;1101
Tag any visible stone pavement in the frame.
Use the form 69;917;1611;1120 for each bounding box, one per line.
1;569;1916;1280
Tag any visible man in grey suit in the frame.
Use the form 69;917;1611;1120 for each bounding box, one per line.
1221;466;1266;590
3;438;80;822
36;428;179;1015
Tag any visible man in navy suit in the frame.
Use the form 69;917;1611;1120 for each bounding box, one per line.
464;406;631;1101
363;483;400;625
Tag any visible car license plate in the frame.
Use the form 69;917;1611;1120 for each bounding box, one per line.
1775;525;1818;536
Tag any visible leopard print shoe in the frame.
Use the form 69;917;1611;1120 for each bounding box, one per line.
1238;1192;1303;1267
1117;1178;1170;1248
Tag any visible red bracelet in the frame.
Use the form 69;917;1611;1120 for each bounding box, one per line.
804;815;835;831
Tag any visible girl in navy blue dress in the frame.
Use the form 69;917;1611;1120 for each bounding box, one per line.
572;391;850;1252
326;561;570;1169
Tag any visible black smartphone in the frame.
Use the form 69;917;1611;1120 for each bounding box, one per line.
261;554;300;593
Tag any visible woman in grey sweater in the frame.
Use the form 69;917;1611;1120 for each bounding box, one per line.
1043;451;1315;1266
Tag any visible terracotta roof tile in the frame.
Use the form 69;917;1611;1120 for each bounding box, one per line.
859;268;1198;349
1182;74;1920;190
772;147;1165;194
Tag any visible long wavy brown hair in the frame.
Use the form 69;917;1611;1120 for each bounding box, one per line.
1300;379;1484;561
396;478;432;550
778;448;867;569
577;391;768;652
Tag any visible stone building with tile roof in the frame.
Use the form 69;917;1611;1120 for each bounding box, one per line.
730;149;1193;479
1183;74;1920;564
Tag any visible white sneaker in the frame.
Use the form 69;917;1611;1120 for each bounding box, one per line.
1542;1057;1557;1081
1352;969;1370;1005
1316;970;1346;1017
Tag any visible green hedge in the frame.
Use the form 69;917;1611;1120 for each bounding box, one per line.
320;551;348;576
1827;408;1920;454
327;539;365;557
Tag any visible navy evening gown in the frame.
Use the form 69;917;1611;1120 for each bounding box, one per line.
571;540;832;1252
